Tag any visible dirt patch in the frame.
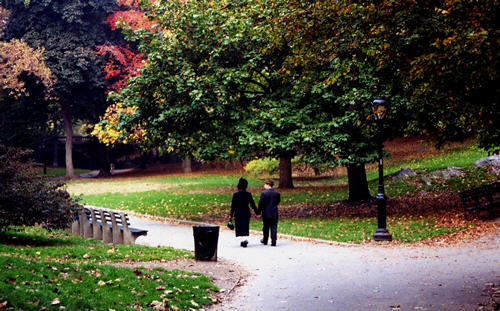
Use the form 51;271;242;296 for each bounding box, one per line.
109;258;247;307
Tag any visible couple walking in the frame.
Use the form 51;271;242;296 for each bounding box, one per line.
229;178;280;247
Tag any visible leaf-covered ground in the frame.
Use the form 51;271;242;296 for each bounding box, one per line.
0;227;219;310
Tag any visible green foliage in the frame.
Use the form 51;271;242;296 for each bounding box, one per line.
244;158;280;176
280;0;499;153
0;146;80;231
112;0;330;164
109;0;242;159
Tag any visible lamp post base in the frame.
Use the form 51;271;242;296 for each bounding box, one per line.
373;228;392;242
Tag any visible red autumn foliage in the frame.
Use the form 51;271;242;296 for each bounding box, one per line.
97;0;155;92
106;9;155;32
95;44;143;92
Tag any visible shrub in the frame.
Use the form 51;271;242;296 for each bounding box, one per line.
0;146;80;231
244;158;280;176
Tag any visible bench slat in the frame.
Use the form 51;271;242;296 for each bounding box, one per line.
74;207;148;244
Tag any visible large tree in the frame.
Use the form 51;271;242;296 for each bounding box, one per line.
1;0;118;178
289;0;499;147
272;0;499;199
96;0;319;188
0;38;54;150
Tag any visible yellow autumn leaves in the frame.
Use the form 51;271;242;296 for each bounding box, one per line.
91;103;144;145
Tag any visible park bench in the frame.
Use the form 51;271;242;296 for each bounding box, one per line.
71;207;148;244
459;182;500;218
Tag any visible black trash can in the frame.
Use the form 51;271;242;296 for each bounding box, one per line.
193;225;219;261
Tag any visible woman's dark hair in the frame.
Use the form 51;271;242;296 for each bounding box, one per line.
237;178;248;190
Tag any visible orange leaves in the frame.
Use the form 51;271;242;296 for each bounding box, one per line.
0;39;54;98
117;0;140;8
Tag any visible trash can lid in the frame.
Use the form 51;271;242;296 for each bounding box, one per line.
193;225;219;234
193;225;219;229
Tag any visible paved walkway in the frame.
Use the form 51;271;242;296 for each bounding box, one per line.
131;215;500;311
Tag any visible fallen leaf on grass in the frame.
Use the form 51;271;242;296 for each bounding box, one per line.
51;298;60;305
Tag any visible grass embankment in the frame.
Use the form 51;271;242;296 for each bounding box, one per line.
0;227;217;310
38;167;91;177
69;142;498;243
250;216;466;243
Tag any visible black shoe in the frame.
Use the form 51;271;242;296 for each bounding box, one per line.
260;239;267;245
271;241;276;246
240;240;248;247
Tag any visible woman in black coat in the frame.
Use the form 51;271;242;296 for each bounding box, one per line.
229;178;259;247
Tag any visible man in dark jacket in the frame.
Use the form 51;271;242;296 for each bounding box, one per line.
258;180;280;246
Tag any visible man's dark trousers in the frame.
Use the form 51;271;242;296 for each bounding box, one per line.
262;218;278;245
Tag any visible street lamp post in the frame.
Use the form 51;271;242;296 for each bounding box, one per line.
371;97;392;242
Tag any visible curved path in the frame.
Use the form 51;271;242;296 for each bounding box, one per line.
131;215;500;311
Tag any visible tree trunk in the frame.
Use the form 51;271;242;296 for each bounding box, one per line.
313;167;321;176
97;143;112;177
347;163;371;201
183;157;192;173
61;103;75;179
278;156;294;189
52;135;59;167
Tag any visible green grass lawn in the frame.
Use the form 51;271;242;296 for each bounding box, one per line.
250;216;469;243
383;144;488;173
38;167;91;177
83;192;233;221
0;257;216;311
81;189;348;220
0;227;217;310
0;227;192;263
68;142;497;243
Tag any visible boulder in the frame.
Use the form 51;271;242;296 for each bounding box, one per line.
386;168;420;181
429;166;465;179
475;155;500;168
